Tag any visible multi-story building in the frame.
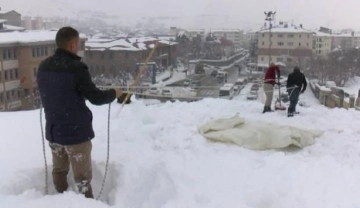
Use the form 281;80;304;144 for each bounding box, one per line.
331;32;360;50
0;10;21;27
84;37;177;79
0;30;86;111
257;22;314;71
313;30;332;58
211;29;243;49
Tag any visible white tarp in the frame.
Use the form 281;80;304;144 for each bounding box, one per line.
198;115;323;150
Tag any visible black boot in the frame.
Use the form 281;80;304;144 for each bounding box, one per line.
263;106;273;113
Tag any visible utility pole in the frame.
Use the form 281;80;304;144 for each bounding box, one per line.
264;11;276;66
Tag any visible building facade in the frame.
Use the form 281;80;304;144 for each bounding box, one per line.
0;10;21;27
211;29;243;49
0;30;86;111
257;22;314;71
84;37;178;79
313;31;332;58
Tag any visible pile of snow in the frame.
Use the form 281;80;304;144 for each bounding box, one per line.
1;89;360;207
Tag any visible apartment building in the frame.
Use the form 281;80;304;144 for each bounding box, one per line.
313;31;332;58
84;37;177;78
0;10;21;27
331;32;360;50
211;29;243;48
257;22;314;71
0;30;86;111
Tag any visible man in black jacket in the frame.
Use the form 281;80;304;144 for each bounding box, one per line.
286;66;307;117
37;27;122;198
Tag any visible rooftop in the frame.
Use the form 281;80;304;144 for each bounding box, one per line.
0;30;86;45
86;37;177;51
258;22;313;34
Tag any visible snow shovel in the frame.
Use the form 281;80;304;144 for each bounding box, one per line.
274;78;286;111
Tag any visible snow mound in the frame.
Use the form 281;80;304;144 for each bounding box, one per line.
198;115;323;150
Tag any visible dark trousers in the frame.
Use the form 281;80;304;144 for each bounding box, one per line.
288;87;300;114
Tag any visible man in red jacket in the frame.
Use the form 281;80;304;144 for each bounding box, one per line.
263;63;280;113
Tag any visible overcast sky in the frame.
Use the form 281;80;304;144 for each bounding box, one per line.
2;0;360;30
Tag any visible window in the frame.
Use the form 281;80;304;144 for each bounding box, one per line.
32;48;36;57
288;42;294;46
299;43;302;46
2;49;7;59
7;49;11;59
277;34;283;38
278;42;284;46
262;41;264;45
288;34;294;38
4;70;8;81
276;57;283;62
14;69;18;79
24;89;30;96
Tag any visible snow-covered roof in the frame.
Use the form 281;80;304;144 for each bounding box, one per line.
314;31;332;37
211;29;241;33
0;30;86;45
3;24;24;31
331;33;360;38
258;24;313;34
0;19;6;23
86;37;178;52
0;10;17;14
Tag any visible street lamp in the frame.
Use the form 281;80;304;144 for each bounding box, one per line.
264;11;276;66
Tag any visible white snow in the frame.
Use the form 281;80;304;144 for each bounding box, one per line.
0;30;86;44
1;81;360;207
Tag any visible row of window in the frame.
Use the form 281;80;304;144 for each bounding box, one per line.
259;56;293;62
0;89;21;103
32;47;50;58
262;33;311;38
0;68;19;82
2;48;17;60
261;41;310;47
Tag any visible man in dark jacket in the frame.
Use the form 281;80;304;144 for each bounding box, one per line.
286;66;307;117
263;62;280;113
37;27;122;198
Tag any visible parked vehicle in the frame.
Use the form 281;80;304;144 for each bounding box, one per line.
148;87;160;95
219;83;235;99
210;70;218;77
190;80;201;89
161;89;172;97
183;79;191;86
